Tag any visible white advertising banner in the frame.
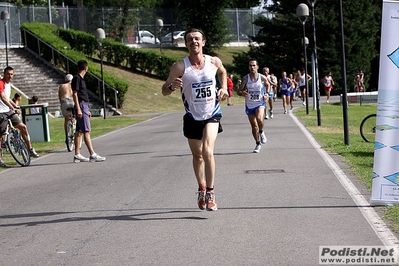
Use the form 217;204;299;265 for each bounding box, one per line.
370;0;399;205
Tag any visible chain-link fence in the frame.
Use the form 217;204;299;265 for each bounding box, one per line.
0;4;267;47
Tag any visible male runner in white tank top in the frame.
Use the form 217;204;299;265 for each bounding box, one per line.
297;68;312;106
162;28;228;211
237;59;270;153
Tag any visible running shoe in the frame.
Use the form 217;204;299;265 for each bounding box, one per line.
284;110;287;114
260;132;267;144
0;159;6;167
29;148;39;158
74;154;89;163
205;192;217;211
90;153;106;162
253;143;261;153
197;190;206;210
290;106;293;110
302;101;306;106
269;110;273;119
326;100;329;103
265;113;269;120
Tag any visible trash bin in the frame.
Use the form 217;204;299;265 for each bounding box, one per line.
20;103;50;142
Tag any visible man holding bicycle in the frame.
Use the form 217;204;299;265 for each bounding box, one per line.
0;66;39;166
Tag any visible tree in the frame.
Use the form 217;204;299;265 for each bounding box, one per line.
233;0;381;92
174;0;231;54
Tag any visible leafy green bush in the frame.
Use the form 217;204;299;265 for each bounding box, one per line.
20;22;128;108
57;25;180;79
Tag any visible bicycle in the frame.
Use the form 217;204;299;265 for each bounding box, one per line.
360;114;376;143
65;108;76;152
0;113;31;166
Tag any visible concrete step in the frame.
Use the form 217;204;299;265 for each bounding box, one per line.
3;47;110;117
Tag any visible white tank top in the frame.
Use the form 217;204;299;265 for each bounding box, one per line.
298;73;306;86
0;80;11;113
324;76;332;87
245;73;266;109
181;55;220;121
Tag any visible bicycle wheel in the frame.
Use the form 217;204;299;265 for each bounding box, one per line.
6;130;30;166
360;114;377;143
66;119;75;152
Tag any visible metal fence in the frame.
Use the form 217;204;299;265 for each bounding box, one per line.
0;4;266;47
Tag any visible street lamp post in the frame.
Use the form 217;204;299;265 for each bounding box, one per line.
339;0;349;145
95;28;106;119
296;3;309;115
1;10;10;67
156;19;163;53
307;0;321;126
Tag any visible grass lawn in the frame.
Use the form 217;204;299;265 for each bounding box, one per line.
295;102;399;232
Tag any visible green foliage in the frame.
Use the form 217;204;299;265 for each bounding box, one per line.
57;25;180;79
234;0;381;92
20;22;129;108
58;28;98;56
176;0;232;54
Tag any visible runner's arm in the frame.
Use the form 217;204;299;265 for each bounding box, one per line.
237;76;248;97
162;61;184;96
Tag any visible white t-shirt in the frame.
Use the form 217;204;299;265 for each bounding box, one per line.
0;79;11;113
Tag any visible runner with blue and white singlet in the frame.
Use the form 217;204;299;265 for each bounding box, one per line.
279;71;293;114
262;67;276;120
162;28;228;211
237;59;270;153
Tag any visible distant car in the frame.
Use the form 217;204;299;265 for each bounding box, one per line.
161;31;185;45
135;30;159;44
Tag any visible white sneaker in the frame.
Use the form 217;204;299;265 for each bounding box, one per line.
265;113;269;120
74;154;89;163
90;153;106;162
260;132;267;144
284;110;287;114
269;110;273;119
253;143;262;153
302;101;306;106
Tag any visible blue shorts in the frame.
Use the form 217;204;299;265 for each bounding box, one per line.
246;103;266;115
290;90;296;96
75;101;91;133
281;90;290;97
267;93;274;99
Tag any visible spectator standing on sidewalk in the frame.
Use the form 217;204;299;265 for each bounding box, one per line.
72;60;106;163
162;28;228;211
227;74;234;106
237;59;269;153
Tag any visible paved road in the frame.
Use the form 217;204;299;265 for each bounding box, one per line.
0;97;397;265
